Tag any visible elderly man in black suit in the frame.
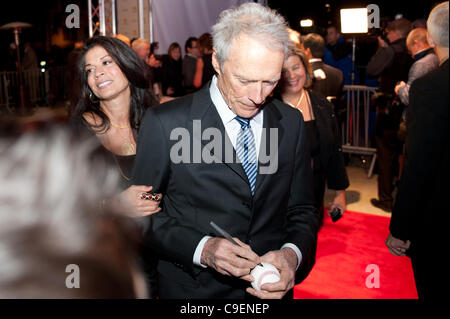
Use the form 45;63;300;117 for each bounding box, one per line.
386;1;449;300
132;3;318;299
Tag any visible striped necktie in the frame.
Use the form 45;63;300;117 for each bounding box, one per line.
235;116;257;196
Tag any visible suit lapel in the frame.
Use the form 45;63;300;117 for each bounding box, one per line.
254;102;284;196
189;85;249;184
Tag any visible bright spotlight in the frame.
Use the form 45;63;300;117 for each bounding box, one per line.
340;8;368;33
300;19;313;27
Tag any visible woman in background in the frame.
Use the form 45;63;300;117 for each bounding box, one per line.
160;42;184;97
278;46;349;226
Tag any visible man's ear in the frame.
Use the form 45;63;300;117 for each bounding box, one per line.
212;50;222;75
305;47;312;59
426;31;436;48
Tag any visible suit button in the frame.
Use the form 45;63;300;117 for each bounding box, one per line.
331;113;336;118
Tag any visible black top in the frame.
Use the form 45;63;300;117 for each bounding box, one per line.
304;120;321;172
160;55;184;97
308;90;349;190
272;90;349;190
201;53;216;86
69;116;134;190
112;152;135;189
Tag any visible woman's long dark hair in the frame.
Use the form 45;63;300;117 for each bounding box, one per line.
71;36;158;133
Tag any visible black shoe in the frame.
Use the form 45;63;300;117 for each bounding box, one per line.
370;198;393;213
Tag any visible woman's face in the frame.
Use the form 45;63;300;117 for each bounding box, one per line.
280;54;307;95
170;46;181;61
85;45;130;101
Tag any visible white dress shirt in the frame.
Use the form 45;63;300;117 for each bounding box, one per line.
193;76;302;270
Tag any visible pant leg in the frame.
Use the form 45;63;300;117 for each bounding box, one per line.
375;136;395;203
410;247;426;300
313;171;326;227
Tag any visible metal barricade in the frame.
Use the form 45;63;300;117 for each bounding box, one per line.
342;85;378;178
0;67;66;113
0;71;18;113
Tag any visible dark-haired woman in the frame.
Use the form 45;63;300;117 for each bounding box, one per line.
160;42;184;97
70;36;161;297
71;35;161;217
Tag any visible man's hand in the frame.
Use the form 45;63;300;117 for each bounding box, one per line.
201;237;260;281
246;248;297;299
146;54;162;68
385;233;411;256
378;36;389;48
395;81;406;95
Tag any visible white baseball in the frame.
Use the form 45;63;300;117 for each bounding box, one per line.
250;262;281;291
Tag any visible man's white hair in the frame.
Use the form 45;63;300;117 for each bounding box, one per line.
212;2;291;68
131;38;150;50
427;1;449;48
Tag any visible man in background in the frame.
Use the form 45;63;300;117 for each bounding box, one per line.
367;18;413;212
302;33;343;100
182;36;201;94
394;28;439;105
324;25;355;85
386;1;449;300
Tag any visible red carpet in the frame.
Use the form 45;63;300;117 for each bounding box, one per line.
294;211;418;299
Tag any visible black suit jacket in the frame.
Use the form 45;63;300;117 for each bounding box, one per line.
310;60;343;100
390;59;449;251
132;84;318;298
309;91;349;191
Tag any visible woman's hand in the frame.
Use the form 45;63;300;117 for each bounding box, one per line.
328;190;346;215
107;185;162;218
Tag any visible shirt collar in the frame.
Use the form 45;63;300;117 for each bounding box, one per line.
413;47;434;61
186;53;198;59
209;75;263;126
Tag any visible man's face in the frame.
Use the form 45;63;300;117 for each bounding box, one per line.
188;40;201;58
386;29;402;43
134;43;150;60
326;27;339;45
212;35;284;118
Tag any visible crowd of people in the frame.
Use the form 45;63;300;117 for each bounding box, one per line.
1;1;448;300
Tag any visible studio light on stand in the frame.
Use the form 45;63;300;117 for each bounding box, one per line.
340;8;368;84
339;8;377;177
